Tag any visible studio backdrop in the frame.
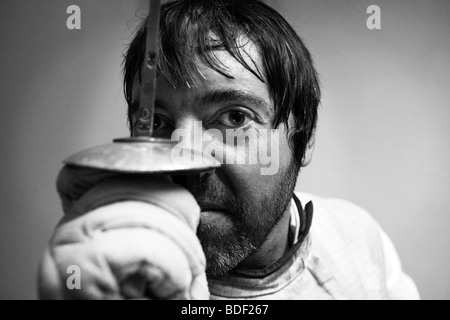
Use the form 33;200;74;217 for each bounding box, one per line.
0;0;449;299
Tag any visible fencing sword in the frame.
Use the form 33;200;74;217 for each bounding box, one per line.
64;0;220;174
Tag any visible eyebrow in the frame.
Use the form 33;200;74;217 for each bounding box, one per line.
197;89;272;116
131;89;272;117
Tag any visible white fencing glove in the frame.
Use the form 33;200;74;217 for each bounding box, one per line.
38;166;208;300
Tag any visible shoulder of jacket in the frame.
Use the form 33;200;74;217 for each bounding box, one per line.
295;191;382;245
294;192;391;299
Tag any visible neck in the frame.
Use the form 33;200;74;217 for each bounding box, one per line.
235;201;292;271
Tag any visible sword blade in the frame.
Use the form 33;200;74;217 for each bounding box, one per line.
135;0;162;137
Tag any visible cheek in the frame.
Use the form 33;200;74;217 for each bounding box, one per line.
204;127;293;199
221;165;282;202
277;127;294;169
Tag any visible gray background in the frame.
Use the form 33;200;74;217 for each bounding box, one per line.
0;0;449;299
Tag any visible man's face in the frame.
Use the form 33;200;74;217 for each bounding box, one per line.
132;41;299;278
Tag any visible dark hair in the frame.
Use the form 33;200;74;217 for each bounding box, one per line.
123;0;321;164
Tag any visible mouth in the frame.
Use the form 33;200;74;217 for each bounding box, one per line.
197;202;232;225
197;201;227;213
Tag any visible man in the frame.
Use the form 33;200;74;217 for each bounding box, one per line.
39;0;419;299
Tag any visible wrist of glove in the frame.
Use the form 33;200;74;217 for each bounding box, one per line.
38;166;208;300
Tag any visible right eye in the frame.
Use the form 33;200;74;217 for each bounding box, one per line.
153;114;172;131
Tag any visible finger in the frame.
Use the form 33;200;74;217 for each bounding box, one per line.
54;201;206;282
49;228;194;300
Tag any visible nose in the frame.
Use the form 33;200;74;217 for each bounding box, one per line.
172;119;204;149
170;118;219;192
172;117;222;163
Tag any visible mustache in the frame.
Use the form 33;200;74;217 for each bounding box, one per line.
194;176;235;211
175;172;242;214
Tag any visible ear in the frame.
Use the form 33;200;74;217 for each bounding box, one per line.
301;131;316;167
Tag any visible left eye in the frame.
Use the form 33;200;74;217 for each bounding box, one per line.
215;110;252;128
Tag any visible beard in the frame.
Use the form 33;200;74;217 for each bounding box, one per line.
184;159;301;279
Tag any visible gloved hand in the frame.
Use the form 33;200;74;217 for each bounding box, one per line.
38;166;208;300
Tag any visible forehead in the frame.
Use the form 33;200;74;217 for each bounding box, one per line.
132;38;272;110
